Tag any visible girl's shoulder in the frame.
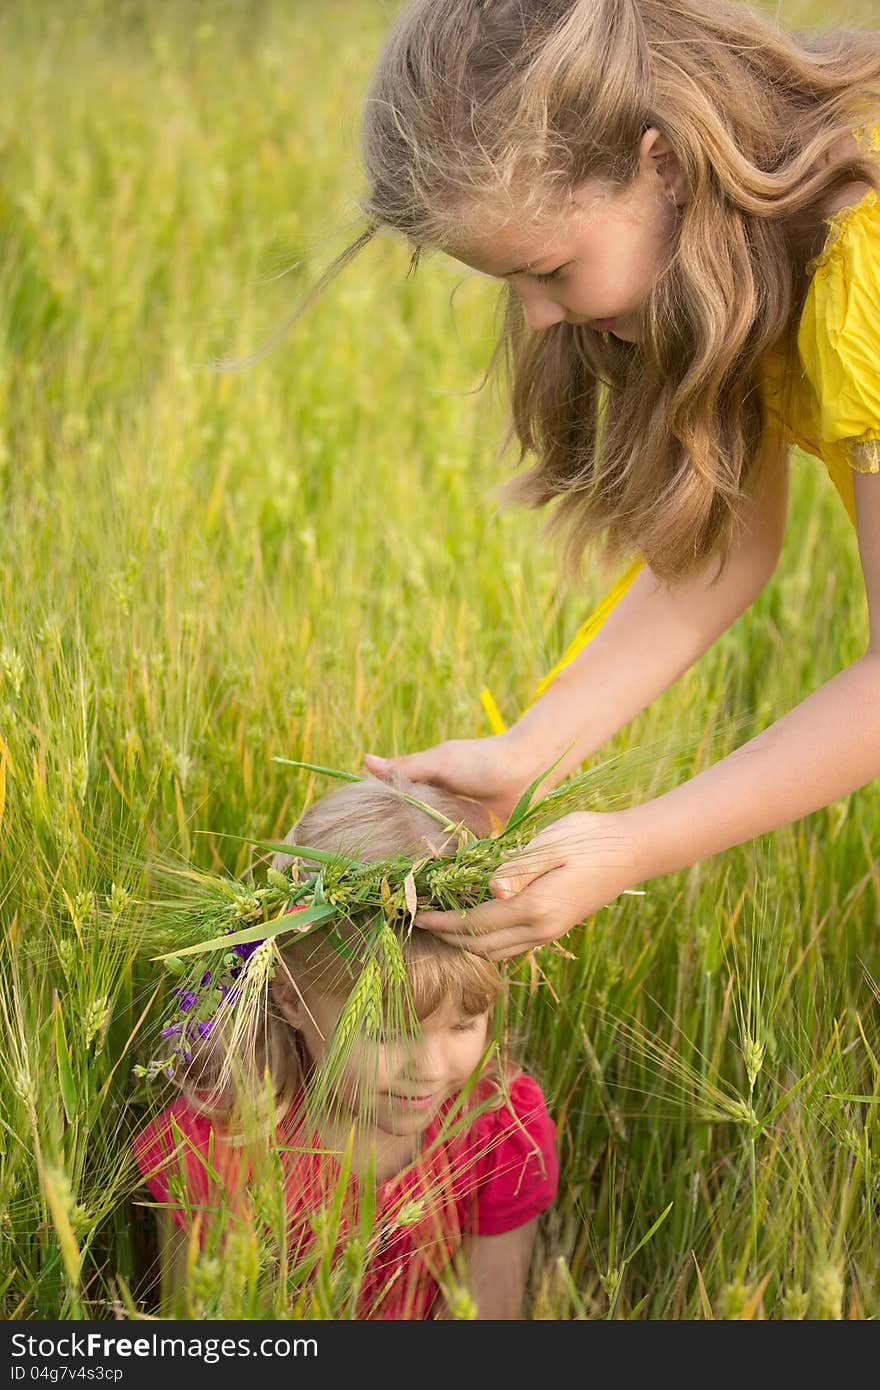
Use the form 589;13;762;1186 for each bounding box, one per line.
132;1095;228;1215
808;119;880;271
463;1070;558;1235
133;1094;215;1167
791;121;880;476
469;1069;555;1151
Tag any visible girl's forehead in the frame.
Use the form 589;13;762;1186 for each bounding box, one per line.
303;978;491;1026
448;182;625;273
450;218;570;275
419;995;489;1030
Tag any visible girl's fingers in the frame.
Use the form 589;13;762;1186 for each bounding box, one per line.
434;924;546;956
417;864;577;939
364;750;439;785
363;753;391;778
416;897;519;937
417;902;557;956
364;752;408;781
490;835;570;898
490;864;538;897
419;859;596;953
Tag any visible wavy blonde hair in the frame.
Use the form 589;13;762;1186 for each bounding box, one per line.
173;773;502;1126
350;0;880;582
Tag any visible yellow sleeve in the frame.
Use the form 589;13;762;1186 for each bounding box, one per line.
797;192;880;475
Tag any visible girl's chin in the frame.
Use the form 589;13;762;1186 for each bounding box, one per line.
610;319;640;342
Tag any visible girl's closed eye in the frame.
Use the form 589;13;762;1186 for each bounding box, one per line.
453;1016;481;1032
532;266;566;284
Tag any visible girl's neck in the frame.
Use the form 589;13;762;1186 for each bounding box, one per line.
313;1108;424;1185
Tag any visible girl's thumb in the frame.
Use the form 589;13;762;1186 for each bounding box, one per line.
365;749;438;786
364;753;393;779
490;861;538;899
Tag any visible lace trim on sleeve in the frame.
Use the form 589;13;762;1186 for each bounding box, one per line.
848;439;880;474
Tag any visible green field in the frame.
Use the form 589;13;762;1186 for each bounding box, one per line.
1;0;878;1319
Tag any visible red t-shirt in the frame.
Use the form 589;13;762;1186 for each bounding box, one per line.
133;1071;557;1319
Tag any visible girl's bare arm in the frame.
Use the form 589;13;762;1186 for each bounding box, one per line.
507;432;791;792
440;1220;539;1319
627;465;880;880
365;432;790;828
415;464;880;959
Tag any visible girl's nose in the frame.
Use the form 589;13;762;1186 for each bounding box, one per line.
398;1037;445;1084
518;288;567;332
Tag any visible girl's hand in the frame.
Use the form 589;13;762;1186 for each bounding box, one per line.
363;733;532;837
415;811;639;960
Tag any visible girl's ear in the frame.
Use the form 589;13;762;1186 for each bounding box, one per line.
274;978;306;1029
640;126;688;207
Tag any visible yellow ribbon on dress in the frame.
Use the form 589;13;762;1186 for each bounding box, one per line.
479;556;643;732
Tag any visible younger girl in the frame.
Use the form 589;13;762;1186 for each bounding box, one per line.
342;0;880;957
132;773;557;1319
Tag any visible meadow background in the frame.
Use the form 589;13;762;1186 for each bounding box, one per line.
1;0;878;1319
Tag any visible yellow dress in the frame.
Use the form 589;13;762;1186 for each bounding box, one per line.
479;121;880;733
761;120;880;522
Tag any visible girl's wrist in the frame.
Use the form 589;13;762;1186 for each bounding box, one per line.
495;725;546;787
500;720;584;793
618;798;688;884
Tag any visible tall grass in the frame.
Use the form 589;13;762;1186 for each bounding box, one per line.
0;0;878;1319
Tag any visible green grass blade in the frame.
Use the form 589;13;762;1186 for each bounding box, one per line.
503;743;576;832
272;758;363;783
753;1073;811;1134
151;904;337;960
53;995;77;1127
621;1201;674;1265
235;837;353;866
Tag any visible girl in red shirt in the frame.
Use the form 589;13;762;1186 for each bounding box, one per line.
133;772;557;1319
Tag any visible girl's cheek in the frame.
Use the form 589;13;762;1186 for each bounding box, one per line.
371;1047;391;1091
459;1025;491;1074
353;1043;388;1091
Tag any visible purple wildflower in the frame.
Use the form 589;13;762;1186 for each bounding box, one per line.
146;901;306;1082
233;939;262;962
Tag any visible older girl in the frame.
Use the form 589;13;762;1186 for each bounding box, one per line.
348;0;880;958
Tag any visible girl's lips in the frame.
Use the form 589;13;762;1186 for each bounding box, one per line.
385;1092;439;1111
590;317;618;330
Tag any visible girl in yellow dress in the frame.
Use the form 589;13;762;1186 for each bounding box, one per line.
348;0;880;959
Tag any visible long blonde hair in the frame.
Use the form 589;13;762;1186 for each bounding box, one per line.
172;773;502;1124
353;0;880;582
